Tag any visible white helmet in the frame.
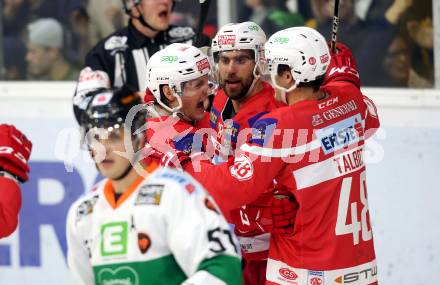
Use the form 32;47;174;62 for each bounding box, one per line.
146;43;210;113
211;21;267;78
265;26;330;93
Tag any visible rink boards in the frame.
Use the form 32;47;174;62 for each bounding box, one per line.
0;82;439;285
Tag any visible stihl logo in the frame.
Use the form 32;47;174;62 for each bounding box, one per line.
279;268;298;280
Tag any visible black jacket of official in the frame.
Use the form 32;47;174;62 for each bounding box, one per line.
84;20;209;92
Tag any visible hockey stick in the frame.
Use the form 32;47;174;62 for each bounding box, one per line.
194;0;212;46
330;0;340;54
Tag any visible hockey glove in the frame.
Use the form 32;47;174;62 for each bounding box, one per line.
0;124;33;182
159;149;193;169
232;189;298;237
142;142;194;170
324;42;361;88
271;188;299;236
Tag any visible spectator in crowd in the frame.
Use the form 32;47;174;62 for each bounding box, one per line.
400;0;433;88
363;0;394;23
67;5;91;66
311;0;394;86
2;37;27;80
286;0;314;25
86;0;127;47
383;34;412;87
25;18;79;80
385;0;413;25
382;0;433;88
2;0;29;36
27;0;80;24
244;0;304;36
169;0;199;27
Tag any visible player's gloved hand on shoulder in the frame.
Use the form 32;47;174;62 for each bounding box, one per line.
159;149;193;169
324;42;360;88
0;124;33;182
142;143;196;170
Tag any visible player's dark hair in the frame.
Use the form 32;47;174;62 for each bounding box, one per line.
298;76;325;91
277;64;325;92
277;64;291;76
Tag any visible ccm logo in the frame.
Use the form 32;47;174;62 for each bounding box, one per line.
318;97;338;109
279;268;298;280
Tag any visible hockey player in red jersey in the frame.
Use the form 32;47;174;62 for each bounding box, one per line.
185;27;380;284
144;39;297;281
143;43;213;163
0;124;32;238
145;22;296;285
198;21;289;285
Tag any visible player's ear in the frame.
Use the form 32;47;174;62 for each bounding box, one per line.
281;70;294;86
161;85;176;103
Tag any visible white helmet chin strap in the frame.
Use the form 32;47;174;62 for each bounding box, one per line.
156;86;197;122
244;64;261;98
270;66;299;104
156;84;183;114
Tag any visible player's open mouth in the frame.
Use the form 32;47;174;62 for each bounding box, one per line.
158;10;169;20
196;101;204;109
225;79;241;88
100;159;114;168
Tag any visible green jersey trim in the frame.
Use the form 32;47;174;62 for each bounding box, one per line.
197;255;242;285
93;254;186;285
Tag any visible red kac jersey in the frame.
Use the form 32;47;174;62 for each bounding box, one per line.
190;81;380;285
196;81;285;262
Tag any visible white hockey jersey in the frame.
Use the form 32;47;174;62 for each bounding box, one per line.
66;167;241;285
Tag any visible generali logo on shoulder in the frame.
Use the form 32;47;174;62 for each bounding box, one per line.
279;267;298;281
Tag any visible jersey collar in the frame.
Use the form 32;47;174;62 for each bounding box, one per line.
104;161;159;209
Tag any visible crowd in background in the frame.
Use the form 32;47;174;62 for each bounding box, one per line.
0;0;434;88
